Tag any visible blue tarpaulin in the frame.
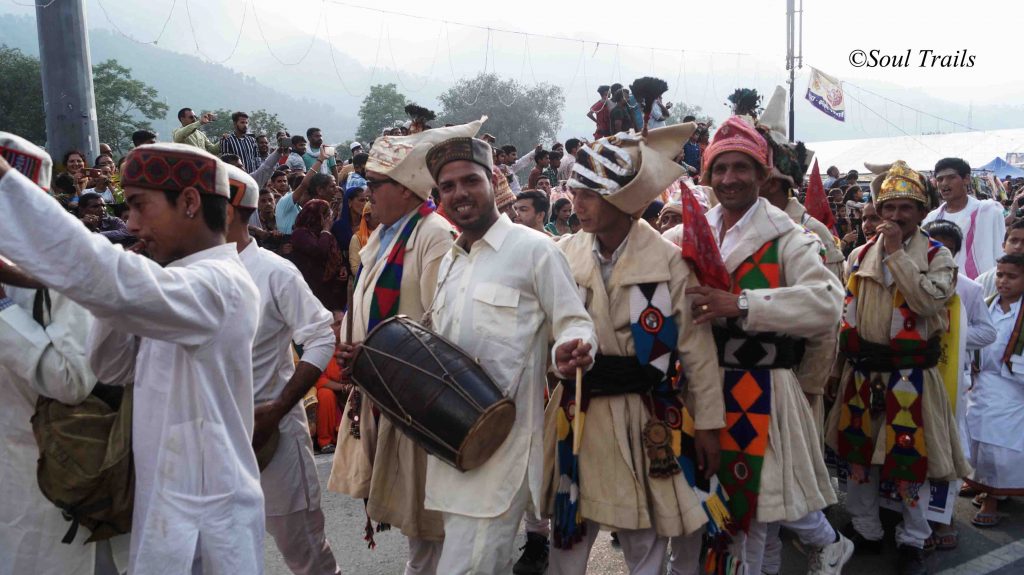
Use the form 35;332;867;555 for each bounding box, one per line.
978;157;1024;179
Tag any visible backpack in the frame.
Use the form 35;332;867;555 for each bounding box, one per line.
29;288;135;543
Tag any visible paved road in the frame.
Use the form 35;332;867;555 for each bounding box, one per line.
267;454;1024;574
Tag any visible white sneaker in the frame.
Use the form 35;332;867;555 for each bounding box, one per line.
807;532;854;575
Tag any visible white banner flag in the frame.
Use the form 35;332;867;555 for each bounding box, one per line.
805;67;845;122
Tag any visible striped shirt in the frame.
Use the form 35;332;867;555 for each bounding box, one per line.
220;133;261;173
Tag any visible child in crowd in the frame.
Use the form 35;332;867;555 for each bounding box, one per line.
966;254;1024;527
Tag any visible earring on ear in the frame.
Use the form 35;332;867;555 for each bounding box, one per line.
187;211;195;219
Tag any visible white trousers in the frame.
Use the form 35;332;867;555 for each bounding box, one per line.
667;531;703;575
728;511;835;575
759;512;836;574
405;537;442;575
846;466;930;549
436;476;531;574
265;507;341;575
549;520;666;575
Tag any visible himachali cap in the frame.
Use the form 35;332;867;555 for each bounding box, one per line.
424;137;494;184
224;163;260;209
568;122;697;216
0;131;53;190
700;115;771;184
122;143;230;198
365;117;486;200
871;160;929;207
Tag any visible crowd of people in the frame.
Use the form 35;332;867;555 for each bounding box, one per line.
2;81;1024;575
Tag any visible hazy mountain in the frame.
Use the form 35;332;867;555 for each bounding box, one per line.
0;14;358;143
4;10;1024;147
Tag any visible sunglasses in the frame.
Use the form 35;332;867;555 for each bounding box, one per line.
365;178;396;191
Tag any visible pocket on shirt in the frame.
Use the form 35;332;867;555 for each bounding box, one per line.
471;282;520;338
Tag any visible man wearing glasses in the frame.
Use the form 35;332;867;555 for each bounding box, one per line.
329;119;486;575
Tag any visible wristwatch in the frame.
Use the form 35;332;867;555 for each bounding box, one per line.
737;292;749;317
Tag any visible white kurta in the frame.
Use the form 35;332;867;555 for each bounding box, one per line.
967;298;1024;489
239;239;334;517
0;287;105;575
924;196;1005;279
0;169;264;575
426;214;596;518
955;274;997;456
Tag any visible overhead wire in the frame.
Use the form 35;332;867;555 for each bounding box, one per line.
96;0;177;45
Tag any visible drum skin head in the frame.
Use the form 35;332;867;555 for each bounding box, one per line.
457;398;516;471
352;315;517;472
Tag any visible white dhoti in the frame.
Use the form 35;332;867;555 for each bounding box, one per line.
435;475;531;574
549;521;667;575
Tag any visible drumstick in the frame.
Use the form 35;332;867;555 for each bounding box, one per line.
573;366;583;454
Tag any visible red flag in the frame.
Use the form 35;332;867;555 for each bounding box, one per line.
679;185;731;291
805;159;837;234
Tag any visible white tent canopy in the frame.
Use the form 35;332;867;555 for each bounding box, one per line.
806;128;1024;174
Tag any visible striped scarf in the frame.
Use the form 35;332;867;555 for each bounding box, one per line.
364;203;433;331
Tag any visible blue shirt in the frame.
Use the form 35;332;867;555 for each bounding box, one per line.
373;209;417;267
683;141;701;169
275;192;301;234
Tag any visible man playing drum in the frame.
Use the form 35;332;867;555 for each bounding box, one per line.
330;120;485;575
543;124;725;575
422;136;597;574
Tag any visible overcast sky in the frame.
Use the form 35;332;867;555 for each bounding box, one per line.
4;0;1022;139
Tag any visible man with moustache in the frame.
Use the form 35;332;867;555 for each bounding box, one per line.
826;161;971;575
692;116;849;575
329;121;483;575
423;136;596;574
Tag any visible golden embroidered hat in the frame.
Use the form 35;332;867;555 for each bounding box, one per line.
224;163;260;209
122;143;230;198
365;117;486;200
0;131;52;190
424;137;494;184
568;122;697;216
871;160;929;207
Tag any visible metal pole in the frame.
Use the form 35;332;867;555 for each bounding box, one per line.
36;0;99;165
786;0;796;142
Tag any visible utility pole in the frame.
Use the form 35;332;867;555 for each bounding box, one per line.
785;0;803;142
36;0;99;165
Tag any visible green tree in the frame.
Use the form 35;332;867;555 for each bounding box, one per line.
93;59;168;154
355;84;409;144
665;102;715;129
0;49;168;154
0;46;46;144
437;73;564;152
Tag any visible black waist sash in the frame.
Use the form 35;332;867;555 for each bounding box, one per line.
844;336;942;372
580;354;665;397
712;324;806;370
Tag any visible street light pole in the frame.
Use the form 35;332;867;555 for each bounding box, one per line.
786;0;803;142
36;0;99;164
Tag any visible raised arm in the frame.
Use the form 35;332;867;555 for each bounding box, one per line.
0;166;244;347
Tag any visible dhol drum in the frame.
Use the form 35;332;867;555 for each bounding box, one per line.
351;315;515;471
